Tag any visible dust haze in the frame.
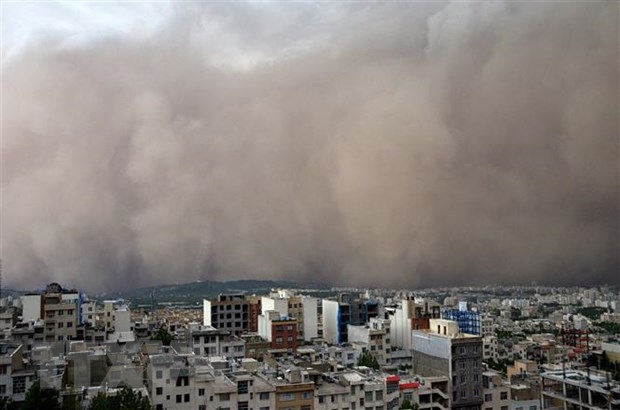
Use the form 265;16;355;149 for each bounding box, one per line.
3;2;618;292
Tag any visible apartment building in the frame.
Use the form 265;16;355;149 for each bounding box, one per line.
541;370;620;410
347;317;392;366
412;319;484;410
189;324;245;359
481;370;511;410
262;291;319;342
203;294;249;335
0;342;36;403
322;294;379;345
258;311;298;351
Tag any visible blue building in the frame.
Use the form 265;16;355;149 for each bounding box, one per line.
442;303;481;335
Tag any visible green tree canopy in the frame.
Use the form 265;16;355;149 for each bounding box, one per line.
357;351;380;369
89;387;151;410
20;379;60;410
152;325;172;346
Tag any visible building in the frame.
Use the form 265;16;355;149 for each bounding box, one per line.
258;311;298;351
541;370;620;410
274;376;314;410
0;342;36;403
42;283;80;342
388;297;441;351
322;294;379;345
442;302;482;336
481;370;511;410
412;318;483;410
347;317;392;366
203;294;249;335
189;324;245;359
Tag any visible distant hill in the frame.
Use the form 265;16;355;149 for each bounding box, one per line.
98;279;332;307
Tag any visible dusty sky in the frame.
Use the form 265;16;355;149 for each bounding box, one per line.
2;1;618;292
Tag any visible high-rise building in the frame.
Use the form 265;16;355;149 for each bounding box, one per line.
412;319;483;410
322;294;379;344
203;294;249;335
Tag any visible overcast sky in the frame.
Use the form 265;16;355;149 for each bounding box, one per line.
2;1;618;292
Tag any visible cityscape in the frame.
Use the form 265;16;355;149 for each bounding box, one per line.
0;282;619;409
2;1;619;410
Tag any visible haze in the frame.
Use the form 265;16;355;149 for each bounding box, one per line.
2;2;618;292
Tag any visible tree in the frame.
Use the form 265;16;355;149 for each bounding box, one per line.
152;325;172;346
357;351;380;369
89;387;151;410
20;379;61;410
401;399;419;410
0;397;11;410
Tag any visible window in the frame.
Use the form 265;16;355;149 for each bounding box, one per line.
473;374;479;382
484;393;492;402
184;394;190;402
279;393;294;401
259;392;270;400
176;395;182;403
501;407;509;410
156;370;163;379
156;387;163;395
12;377;26;394
474;388;480;397
301;392;311;400
375;391;383;400
58;322;63;328
220;393;230;401
529;407;537;410
238;402;248;410
67;321;73;328
156;405;163;410
500;392;508;400
238;381;249;394
199;388;205;396
460;375;466;384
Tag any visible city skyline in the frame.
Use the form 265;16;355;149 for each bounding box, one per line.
2;1;619;292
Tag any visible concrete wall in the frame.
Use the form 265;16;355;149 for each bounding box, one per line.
412;350;449;378
203;299;212;327
322;300;340;345
21;295;42;322
302;297;318;341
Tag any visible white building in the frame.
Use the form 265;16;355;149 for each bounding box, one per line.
347;318;392;366
322;300;341;345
